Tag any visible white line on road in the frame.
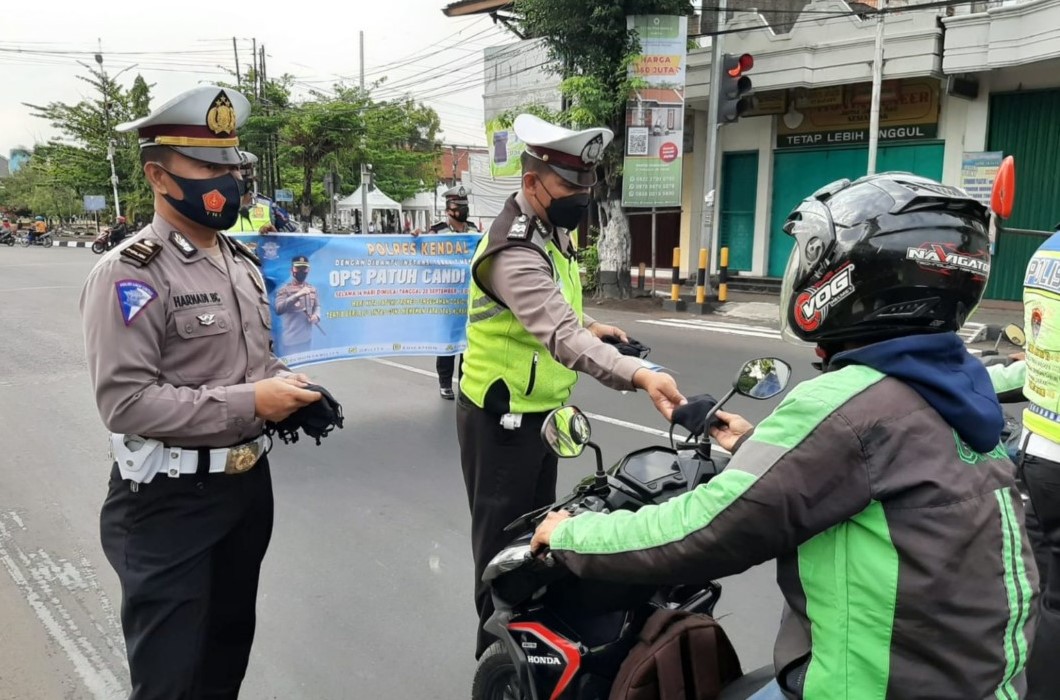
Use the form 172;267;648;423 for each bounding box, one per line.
368;357;728;450
368;358;439;379
638;318;782;340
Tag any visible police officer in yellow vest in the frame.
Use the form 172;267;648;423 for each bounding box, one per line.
1017;228;1060;699
227;150;274;234
456;114;686;658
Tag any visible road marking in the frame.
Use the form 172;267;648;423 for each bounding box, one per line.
0;514;126;699
369;357;729;452
368;358;439;379
638;318;782;340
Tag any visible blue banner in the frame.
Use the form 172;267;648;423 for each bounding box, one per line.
233;234;481;368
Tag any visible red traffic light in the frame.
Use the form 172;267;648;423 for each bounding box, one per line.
727;53;754;77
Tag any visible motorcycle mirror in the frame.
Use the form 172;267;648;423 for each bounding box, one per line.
734;358;792;400
1004;324;1026;348
541;406;592;459
991;156;1016;220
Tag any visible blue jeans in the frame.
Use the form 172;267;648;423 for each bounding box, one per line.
748;680;785;700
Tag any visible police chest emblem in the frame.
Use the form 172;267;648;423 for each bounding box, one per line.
197;313;217;326
207;91;237;135
507;215;531;241
169;231;197;258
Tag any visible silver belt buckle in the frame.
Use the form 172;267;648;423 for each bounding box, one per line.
224;439;261;475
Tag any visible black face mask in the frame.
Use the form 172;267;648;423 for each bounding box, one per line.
536;179;590;230
156;166;242;231
449;205;470;223
293;270;309;282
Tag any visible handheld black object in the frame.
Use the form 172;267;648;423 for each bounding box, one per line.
265;383;345;446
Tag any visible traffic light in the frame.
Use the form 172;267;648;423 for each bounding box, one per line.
717;53;754;123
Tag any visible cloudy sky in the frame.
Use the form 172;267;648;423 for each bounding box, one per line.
1;1;515;157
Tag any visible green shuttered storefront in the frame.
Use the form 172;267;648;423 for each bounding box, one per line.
984;90;1060;301
768;143;945;277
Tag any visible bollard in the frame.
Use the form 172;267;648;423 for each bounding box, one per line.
662;247;687;312
637;262;646;292
719;247;730;303
695;248;708;305
670;247;681;301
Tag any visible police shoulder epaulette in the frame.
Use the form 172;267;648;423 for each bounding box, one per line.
223;234;262;267
430;222;448;233
507;214;534;241
119;240;163;268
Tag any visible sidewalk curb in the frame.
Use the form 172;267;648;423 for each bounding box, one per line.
52;241;91;248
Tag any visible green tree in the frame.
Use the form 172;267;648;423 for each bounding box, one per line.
515;0;694;298
21;66;154;222
0;153;80;219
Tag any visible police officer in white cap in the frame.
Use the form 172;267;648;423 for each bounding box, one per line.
80;85;321;699
456;114;686;657
419;185;478;399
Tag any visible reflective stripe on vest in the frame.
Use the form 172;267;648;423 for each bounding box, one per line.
461;234;583;414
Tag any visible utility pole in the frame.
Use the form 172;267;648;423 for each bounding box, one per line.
95;40;122;219
360;30;370;233
866;0;887;175
260;44;272;199
232;37;241;85
696;0;727;293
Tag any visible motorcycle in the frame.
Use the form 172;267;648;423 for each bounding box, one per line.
92;227;122;254
0;228;15;246
980;323;1027;460
19;231;53;247
474;358;793;700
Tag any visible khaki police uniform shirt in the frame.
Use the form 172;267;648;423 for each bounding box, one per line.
274;280;319;348
483;192;642;392
80;213;289;449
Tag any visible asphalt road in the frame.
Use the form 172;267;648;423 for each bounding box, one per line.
0;246;817;699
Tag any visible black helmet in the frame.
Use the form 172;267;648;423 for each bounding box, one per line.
779;172;991;346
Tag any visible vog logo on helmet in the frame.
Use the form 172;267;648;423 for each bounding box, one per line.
794;263;856;332
906;244;989;277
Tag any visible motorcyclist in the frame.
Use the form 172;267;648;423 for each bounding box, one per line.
108;216;129;246
533;173;1039;700
30;215;46;243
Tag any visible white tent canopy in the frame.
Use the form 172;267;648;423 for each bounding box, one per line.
336;185;403;231
401;191;440;232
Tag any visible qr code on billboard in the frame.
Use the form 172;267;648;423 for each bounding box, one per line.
627;127;649;156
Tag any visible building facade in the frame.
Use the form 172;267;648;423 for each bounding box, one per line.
681;0;1060;300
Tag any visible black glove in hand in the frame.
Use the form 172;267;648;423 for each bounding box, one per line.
265;383;345;446
670;393;720;437
602;335;651;359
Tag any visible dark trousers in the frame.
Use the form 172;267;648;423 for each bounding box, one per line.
1022;454;1060;700
437;355;458;388
456;397;558;658
100;458;274;700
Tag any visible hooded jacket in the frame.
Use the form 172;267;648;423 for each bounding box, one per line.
550;332;1038;699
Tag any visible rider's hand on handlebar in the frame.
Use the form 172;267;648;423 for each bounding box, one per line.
633;370;686;421
531;510;572;554
709;410;755;452
1010;351;1026;362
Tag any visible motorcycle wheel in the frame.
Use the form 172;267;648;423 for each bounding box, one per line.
19;235;30;247
472;642;525;700
91;241;106;254
41;235;52;247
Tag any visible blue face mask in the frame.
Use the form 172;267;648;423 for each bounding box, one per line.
155;165;242;231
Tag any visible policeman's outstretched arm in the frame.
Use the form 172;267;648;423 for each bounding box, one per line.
632;369;685;421
488;249;647;392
